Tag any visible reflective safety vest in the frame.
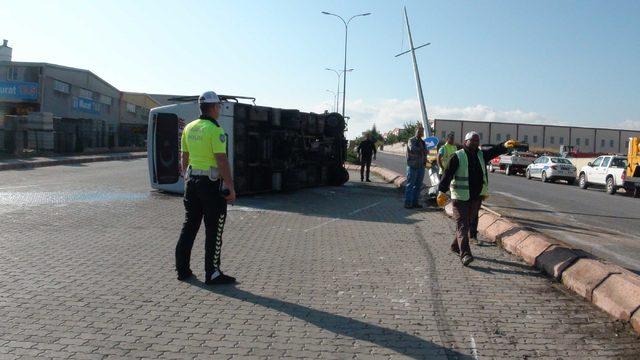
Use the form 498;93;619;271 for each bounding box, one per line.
450;149;489;201
181;118;227;171
439;143;458;174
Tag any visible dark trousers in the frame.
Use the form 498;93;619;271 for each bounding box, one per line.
451;198;482;258
360;156;372;180
175;176;227;278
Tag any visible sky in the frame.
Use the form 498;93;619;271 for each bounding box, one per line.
2;0;639;139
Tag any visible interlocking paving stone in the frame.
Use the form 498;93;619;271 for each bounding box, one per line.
0;160;639;359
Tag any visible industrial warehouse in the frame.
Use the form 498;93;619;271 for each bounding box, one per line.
433;119;640;155
0;40;166;154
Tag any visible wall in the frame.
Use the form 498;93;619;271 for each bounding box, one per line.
570;127;596;153
434;120;463;144
41;65;120;127
461;121;491;144
517;124;545;149
595;129;619;154
490;123;517;143
544;126;570;151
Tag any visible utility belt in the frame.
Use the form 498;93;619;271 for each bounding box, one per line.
187;166;220;181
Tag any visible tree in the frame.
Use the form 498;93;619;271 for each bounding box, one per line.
370;124;382;142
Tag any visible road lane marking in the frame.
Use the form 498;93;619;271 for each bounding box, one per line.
470;335;479;359
303;201;382;232
0;185;39;190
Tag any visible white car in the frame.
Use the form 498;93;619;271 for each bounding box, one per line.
578;155;627;194
525;156;577;184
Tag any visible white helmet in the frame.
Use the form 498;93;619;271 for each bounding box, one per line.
464;131;479;141
198;91;221;104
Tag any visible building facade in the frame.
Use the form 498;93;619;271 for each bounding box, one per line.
119;92;161;147
0;40;164;153
434;119;640;154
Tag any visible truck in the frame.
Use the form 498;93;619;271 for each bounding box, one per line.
578;155;628;195
486;143;535;176
147;95;349;195
623;137;640;197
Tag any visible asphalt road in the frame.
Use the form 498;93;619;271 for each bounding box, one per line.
373;151;640;272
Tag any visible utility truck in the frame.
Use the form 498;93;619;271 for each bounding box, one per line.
486;143;535;176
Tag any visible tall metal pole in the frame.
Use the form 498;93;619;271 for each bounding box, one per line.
326;68;353;113
341;25;348;117
403;6;431;137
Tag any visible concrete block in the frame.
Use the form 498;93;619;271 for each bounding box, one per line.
631;309;640;334
592;274;640;321
535;245;579;280
515;234;553;265
501;229;532;255
484;219;517;242
393;176;406;188
561;259;619;301
477;213;500;233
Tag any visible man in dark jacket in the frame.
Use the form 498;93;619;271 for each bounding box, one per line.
357;133;377;182
437;131;517;266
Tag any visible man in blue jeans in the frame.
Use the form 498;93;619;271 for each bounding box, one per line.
404;126;426;209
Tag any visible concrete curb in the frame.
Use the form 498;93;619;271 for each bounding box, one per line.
0;153;147;171
358;162;640;336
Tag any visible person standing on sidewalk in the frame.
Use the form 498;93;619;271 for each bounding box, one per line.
175;91;237;285
437;132;518;265
357;133;377;182
437;133;457;178
404;125;427;209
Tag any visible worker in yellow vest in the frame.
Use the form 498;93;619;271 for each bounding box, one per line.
175;91;237;285
437;132;458;177
437;131;518;266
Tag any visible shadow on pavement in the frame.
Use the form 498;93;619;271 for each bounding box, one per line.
190;282;473;359
474;256;535;271
468;256;545;277
158;179;426;227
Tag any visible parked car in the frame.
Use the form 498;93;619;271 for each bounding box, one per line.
578;155;627;194
526;156;577;184
485;143;535;176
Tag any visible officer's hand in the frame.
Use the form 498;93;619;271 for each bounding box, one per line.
225;189;236;203
481;194;489;201
436;192;449;207
504;139;519;149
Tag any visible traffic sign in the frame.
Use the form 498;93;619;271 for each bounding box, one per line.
424;136;439;150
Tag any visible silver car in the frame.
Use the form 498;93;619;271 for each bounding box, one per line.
525;156;577;184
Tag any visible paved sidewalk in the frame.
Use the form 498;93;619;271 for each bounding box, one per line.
0;152;147;171
0;170;639;359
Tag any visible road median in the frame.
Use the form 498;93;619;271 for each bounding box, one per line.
347;162;640;335
0;152;147;171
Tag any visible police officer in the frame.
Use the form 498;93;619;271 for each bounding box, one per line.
175;91;237;285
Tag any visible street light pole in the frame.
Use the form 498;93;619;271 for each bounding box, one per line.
325;68;353;113
322;11;371;118
325;89;337;112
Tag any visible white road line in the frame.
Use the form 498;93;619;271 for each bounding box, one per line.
348;201;383;215
0;185;39;190
492;191;551;209
303;201;382;232
470;335;479;360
